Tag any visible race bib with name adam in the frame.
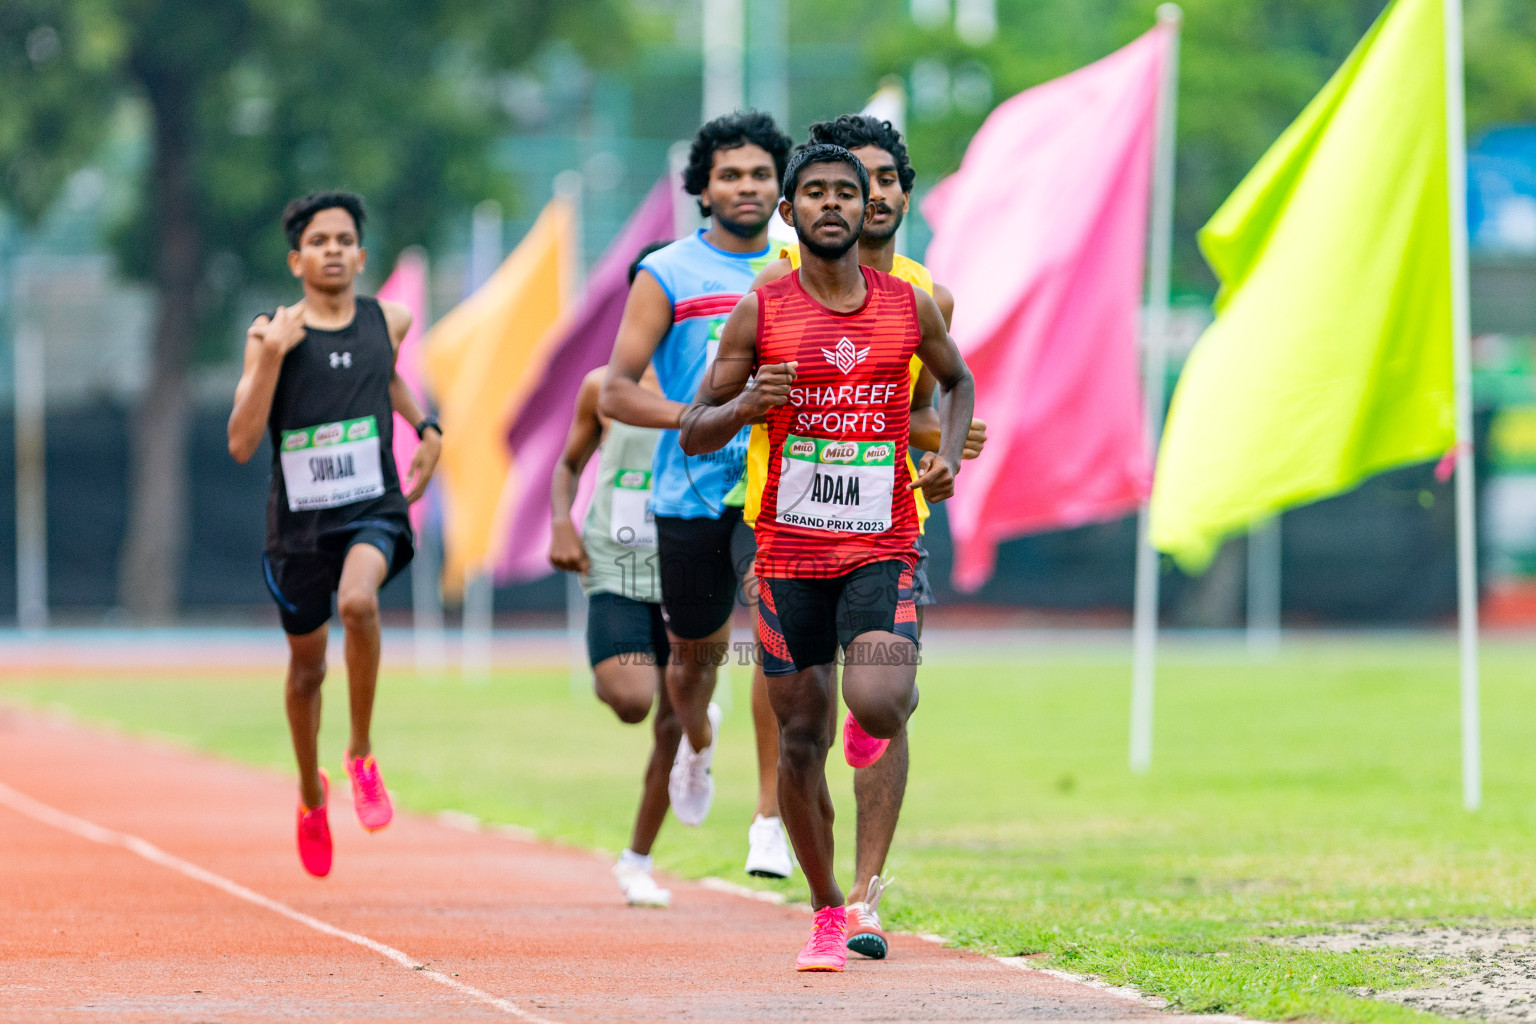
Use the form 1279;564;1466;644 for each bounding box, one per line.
279;416;386;512
774;435;895;534
610;468;657;548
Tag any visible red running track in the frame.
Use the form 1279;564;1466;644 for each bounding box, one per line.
0;705;1237;1023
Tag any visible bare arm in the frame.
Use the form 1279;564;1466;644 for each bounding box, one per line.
908;287;976;502
599;271;687;429
908;367;941;452
679;293;795;455
907;284;987;460
227;304;306;463
750;257;793;291
379;298;440;502
549;370;605;574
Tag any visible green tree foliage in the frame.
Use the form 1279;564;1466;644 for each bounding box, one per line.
0;0;628;618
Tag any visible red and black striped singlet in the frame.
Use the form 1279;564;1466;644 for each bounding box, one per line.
753;265;921;579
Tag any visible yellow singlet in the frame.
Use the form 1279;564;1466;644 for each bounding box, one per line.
743;245;933;531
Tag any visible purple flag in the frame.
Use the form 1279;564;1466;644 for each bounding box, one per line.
493;178;676;582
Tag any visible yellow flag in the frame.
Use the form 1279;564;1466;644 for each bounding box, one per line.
423;199;575;595
1149;0;1454;570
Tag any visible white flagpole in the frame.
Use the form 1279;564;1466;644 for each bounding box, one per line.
701;0;745;121
460;200;503;684
1129;3;1181;775
1443;0;1480;811
1246;517;1281;656
14;323;47;632
405;249;448;679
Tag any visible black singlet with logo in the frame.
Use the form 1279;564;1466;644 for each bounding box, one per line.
264;296;410;558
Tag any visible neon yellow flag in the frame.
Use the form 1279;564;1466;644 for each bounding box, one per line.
1149;0;1454;570
423;199;575;595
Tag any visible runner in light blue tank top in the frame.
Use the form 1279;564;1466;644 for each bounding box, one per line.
638;229;773;519
598;112;797;876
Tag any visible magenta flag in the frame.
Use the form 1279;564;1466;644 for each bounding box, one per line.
377;248;432;532
922;25;1169;592
493;177;676;582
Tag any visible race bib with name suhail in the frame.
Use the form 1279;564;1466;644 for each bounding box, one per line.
279;416;386;512
610;468;657;548
774;435;895;534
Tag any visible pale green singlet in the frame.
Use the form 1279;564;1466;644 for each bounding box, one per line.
580;420;662;603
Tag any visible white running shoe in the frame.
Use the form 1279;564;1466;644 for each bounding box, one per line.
669;701;722;826
744;814;794;878
613;851;671;908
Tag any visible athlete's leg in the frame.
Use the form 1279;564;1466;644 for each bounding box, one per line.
850;727;908;900
336;541;389;760
629;675;682;855
840;632;919;740
769;662;841;909
285;626;330;809
655;513;741;752
665;622;728;750
849;604;921;901
594;656;661;724
750;625;781;818
739;558;781;820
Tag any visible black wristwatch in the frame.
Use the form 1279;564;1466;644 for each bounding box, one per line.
415;416;441;440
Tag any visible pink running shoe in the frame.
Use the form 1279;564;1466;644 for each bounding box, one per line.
345;753;393;832
796;905;848;972
842;711;890;769
296;770;332;878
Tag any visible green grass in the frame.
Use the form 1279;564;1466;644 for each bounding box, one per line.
10;635;1536;1023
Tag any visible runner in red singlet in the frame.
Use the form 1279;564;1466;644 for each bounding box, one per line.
681;144;974;972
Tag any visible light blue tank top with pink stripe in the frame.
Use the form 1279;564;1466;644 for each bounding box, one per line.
638;230;772;519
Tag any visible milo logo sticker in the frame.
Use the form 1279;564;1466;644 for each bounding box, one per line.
783;434;897;468
280;416;377;453
707;318;725;343
820;442;858;464
863;443;893;463
617;469;651;490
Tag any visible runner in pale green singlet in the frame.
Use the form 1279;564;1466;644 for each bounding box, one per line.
547;242;683;909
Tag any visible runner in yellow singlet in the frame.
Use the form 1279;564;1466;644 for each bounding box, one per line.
745;115;986;961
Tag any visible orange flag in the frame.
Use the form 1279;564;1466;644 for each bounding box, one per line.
423;199;575;595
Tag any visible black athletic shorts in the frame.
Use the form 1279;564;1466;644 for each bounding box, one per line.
262;519;413;636
911;537;936;607
586;591;670;668
756;559;919;676
654;508;755;640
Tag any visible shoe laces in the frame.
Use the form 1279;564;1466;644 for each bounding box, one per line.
352;756;385;802
298;806;327;840
807;906;846;956
863;874;893;915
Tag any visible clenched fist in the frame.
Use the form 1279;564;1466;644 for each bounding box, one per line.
738;361;798;420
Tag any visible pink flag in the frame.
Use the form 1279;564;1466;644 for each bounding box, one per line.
378;248;432;532
493;178;676;582
922;25;1169;592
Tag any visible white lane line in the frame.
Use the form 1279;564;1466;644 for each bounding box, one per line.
0;779;561;1024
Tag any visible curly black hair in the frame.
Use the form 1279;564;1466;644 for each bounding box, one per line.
781;143;870;205
628;241;670;286
807;114;916;194
282;191;366;250
682;110;793;212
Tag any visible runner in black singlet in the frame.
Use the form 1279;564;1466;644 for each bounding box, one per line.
227;191;441;878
